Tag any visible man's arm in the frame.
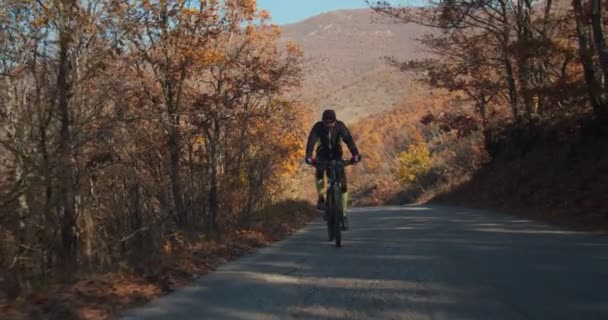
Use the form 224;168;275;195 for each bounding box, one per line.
339;122;359;156
305;123;320;158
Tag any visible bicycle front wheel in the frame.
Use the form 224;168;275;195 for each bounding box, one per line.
333;186;343;248
326;188;334;242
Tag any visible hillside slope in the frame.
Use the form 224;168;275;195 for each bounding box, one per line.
280;9;432;122
437;121;608;232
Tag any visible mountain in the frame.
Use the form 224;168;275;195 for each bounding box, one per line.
280;8;432;123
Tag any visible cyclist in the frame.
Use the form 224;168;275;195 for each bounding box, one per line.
305;109;361;230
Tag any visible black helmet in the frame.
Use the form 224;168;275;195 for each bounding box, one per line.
322;109;336;121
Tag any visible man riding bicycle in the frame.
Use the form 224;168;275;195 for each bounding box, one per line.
305;109;361;230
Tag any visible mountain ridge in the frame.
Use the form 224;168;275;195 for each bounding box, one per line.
279;8;432;123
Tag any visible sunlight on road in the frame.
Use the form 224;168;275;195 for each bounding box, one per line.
351;206;433;212
473;227;583;235
241;272;424;290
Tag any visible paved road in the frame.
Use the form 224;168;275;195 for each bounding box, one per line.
121;205;608;319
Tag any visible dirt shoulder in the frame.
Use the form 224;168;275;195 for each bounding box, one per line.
1;200;317;320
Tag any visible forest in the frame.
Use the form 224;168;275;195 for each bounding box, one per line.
2;0;608;319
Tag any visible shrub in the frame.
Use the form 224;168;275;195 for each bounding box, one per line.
394;140;432;184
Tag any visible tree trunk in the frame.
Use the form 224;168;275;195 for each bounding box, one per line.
572;0;606;118
242;160;257;228
187;142;196;227
536;0;554;115
498;2;521;123
504;54;521;122
168;122;185;227
15;156;29;296
590;0;608;124
590;0;608;90
516;0;536;121
160;0;186;228
478;98;488;128
207;118;220;236
127;181;143;262
57;0;77;270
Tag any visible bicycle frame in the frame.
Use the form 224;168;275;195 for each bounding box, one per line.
311;159;355;247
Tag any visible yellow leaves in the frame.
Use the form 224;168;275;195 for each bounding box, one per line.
224;0;257;20
182;8;199;16
394;140;432;185
234;168;248;188
243;100;306;181
285;41;302;56
31;16;49;28
257;9;271;21
198;49;226;66
85;21;96;34
244;23;279;45
237;0;258;17
142;0;151;10
194;135;205;145
245;25;256;36
268;24;281;38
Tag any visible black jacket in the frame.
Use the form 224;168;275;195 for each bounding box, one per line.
306;121;359;160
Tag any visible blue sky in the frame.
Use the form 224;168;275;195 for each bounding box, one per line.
256;1;425;25
257;0;370;25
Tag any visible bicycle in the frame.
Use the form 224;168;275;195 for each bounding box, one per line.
309;158;358;248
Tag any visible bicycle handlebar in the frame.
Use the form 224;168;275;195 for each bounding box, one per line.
308;159;359;168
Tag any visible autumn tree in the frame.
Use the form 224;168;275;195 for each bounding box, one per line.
114;0;227;227
0;0;125;293
188;9;303;234
369;0;583;125
0;0;304;298
392;30;502;127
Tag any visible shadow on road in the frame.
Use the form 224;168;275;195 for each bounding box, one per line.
122;205;608;320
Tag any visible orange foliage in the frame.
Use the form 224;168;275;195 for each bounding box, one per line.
0;0;304;307
351;88;457;176
348;88;486;205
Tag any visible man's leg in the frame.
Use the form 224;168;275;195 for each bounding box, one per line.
339;166;349;230
315;169;325;211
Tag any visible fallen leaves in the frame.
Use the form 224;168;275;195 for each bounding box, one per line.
1;201;316;320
